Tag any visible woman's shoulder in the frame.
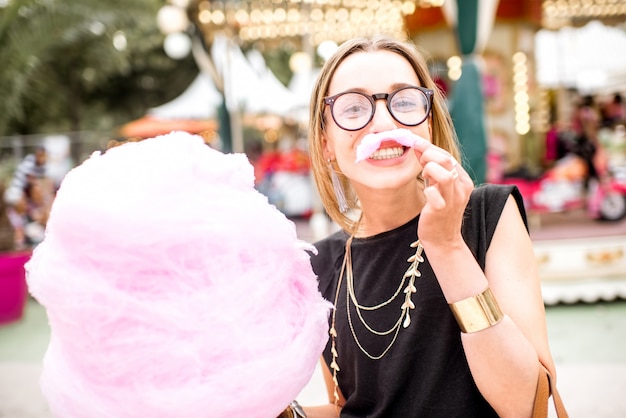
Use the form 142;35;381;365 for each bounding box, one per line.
465;183;528;240
309;229;347;295
311;229;346;263
459;184;526;268
469;184;525;217
471;183;517;200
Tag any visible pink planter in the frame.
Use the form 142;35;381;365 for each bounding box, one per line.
0;250;32;325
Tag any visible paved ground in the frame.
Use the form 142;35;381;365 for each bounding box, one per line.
526;208;626;242
1;209;625;417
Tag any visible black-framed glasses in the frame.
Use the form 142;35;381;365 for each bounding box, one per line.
324;86;434;131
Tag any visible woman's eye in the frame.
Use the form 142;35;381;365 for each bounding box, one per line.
339;103;369;118
393;99;419;112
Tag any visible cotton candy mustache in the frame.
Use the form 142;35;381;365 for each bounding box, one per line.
355;129;429;163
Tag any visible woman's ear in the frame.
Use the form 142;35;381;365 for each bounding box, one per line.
322;135;334;162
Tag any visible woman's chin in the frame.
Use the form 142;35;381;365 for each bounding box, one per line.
359;169;421;191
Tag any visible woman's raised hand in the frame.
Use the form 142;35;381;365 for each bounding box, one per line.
411;139;474;248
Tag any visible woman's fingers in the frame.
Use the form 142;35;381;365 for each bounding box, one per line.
449;157;459;179
414;140;471;210
414;140;456;170
422;154;462;185
420;148;475;218
423;182;446;209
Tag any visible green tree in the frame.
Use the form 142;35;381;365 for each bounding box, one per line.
0;0;197;137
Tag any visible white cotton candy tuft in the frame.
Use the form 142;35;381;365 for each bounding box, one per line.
355;128;428;162
26;132;331;418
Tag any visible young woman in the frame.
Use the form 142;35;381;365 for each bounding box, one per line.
294;35;557;417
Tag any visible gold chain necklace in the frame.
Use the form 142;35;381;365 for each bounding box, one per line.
329;230;424;405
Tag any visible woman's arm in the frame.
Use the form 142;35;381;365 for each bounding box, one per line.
301;359;343;418
424;196;553;417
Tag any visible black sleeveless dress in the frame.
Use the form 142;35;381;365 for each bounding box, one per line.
310;184;526;417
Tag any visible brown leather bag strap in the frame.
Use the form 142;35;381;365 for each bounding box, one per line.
532;364;550;417
532;363;569;418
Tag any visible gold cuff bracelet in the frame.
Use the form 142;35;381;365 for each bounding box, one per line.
449;288;504;333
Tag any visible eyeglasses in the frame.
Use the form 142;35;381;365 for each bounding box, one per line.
324;86;434;131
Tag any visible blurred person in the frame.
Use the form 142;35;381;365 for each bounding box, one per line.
245;139;265;186
543;120;563;168
286;35;564;417
257;137;314;218
571;95;600;143
571;95;606;189
3;145;48;206
22;176;54;245
603;92;625;126
3;176;53;249
2;146;54;248
0;183;17;251
4;190;27;250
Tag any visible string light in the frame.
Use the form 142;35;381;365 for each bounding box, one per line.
187;0;441;46
512;51;530;135
446;55;462;81
542;0;626;29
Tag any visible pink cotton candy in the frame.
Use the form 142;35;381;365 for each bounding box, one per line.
25;132;331;418
355;128;428;162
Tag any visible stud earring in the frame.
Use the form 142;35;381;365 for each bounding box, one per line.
328;159;349;213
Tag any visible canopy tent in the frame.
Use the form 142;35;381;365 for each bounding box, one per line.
117;73;221;140
442;0;499;185
211;36;300;117
119;38;304;143
286;66;321;125
149;73;222;120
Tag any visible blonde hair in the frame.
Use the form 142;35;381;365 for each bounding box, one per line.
308;35;461;232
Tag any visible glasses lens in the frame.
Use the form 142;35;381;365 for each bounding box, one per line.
389;88;430;126
331;93;373;130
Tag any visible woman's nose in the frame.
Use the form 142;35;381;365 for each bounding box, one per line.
369;100;397;131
